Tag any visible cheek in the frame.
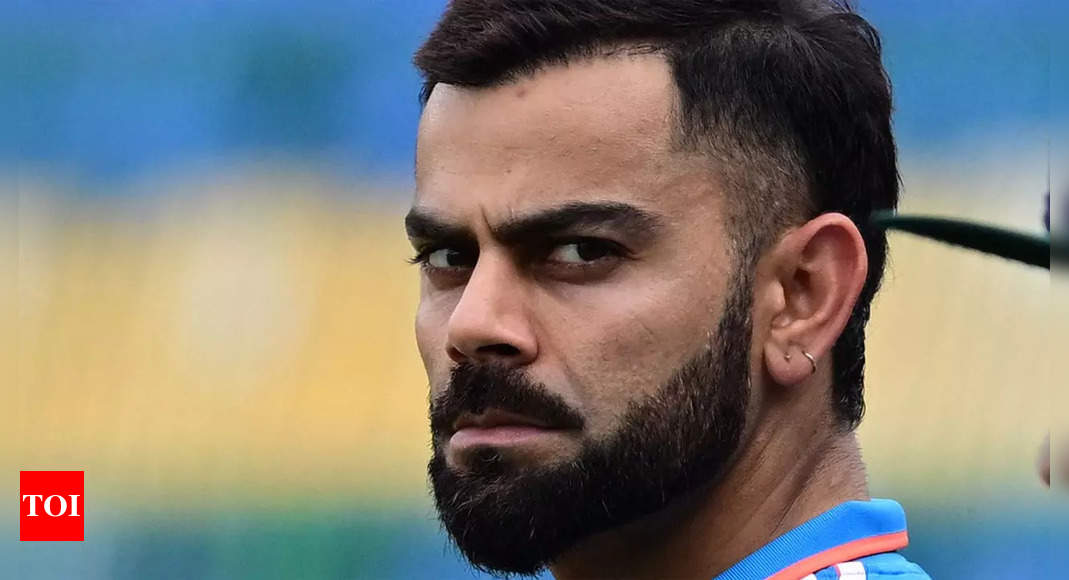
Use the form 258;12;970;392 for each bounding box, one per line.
546;274;726;433
415;293;454;391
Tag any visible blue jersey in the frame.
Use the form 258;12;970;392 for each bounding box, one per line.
715;499;930;579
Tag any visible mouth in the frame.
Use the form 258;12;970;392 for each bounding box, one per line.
452;409;551;432
448;409;571;450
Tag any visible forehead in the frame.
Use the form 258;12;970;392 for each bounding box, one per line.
414;53;715;218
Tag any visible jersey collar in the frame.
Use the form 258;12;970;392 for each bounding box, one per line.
715;499;910;580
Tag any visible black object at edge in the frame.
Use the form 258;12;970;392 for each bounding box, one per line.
870;211;1051;270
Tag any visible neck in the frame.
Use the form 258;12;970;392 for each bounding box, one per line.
550;416;868;580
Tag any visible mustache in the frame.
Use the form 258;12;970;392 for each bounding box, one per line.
430;363;585;435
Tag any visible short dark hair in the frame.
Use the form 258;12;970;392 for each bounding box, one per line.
414;0;898;430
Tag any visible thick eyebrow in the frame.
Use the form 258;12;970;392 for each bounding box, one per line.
404;208;473;244
404;201;663;247
493;201;663;246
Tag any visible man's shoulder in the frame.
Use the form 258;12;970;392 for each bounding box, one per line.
808;553;930;579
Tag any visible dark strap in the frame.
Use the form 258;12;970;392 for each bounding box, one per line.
870;211;1051;270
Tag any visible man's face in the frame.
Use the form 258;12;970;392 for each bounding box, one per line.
410;53;754;572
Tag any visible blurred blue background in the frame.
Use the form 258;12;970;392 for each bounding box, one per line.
2;0;1055;185
6;1;1064;578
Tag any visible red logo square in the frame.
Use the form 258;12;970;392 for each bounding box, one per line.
20;471;84;541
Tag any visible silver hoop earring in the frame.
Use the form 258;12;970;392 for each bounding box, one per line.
801;350;817;374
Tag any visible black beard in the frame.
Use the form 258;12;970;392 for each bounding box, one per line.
427;279;752;576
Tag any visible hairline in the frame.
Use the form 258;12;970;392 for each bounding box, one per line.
420;41;811;264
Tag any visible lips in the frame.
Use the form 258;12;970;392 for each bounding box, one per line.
452;409;551;433
448;409;568;451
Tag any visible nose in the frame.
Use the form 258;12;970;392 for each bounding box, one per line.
446;254;537;367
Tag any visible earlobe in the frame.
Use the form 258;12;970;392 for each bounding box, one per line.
764;341;818;386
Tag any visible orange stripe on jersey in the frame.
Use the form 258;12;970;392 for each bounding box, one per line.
766;531;909;580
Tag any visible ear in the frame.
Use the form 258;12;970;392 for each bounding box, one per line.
756;213;868;387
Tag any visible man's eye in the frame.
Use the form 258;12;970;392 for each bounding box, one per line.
425;248;475;268
546;239;617;264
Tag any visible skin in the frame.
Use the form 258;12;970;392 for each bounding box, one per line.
1039;434;1050;486
1038;433;1069;488
409;52;872;579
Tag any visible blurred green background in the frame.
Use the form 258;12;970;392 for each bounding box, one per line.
4;1;1065;578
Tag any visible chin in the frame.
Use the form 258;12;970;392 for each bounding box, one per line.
447;439;581;476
